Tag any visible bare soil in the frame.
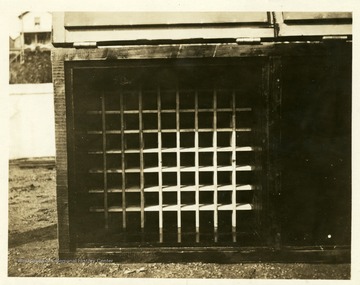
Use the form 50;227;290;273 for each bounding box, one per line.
8;164;350;279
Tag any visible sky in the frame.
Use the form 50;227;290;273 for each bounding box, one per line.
8;10;24;39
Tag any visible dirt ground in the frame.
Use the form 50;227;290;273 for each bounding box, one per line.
8;163;350;279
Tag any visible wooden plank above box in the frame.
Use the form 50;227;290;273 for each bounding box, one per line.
64;12;271;27
275;12;352;37
52;12;274;46
282;12;352;22
52;12;352;47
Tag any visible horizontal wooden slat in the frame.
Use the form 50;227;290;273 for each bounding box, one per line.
278;24;352;37
89;203;253;212
156;184;254;192
143;148;162;153
198;146;256;152
162;185;195;192
86;108;252;115
276;12;352;37
88;150;122;154
89;165;255;174
88;184;254;194
89;188;121;193
89;168;138;173
61;27;274;45
144;167;160;173
89;146;257;155
144;186;161;192
90;206;139;212
283;12;352;22
64;12;270;28
54;43;353;64
87;128;252;135
87;110;121;115
202;184;254;191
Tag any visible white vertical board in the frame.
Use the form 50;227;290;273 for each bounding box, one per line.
9;83;55;159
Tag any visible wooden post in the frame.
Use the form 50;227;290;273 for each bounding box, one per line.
157;87;163;242
231;90;237;242
176;89;181;242
101;94;109;229
213;90;218;238
194;91;200;242
139;89;145;229
120;92;126;229
52;50;72;257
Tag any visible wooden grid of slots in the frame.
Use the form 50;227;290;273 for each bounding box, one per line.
84;87;260;243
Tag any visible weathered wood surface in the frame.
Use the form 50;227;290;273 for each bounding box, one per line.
53;12;273;46
274;12;352;37
69;245;350;263
52;42;351;64
52;41;351;261
51;50;71;255
282;12;352;22
52;12;352;47
63;12;270;27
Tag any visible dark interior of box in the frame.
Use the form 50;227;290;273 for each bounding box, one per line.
280;50;351;246
68;58;267;246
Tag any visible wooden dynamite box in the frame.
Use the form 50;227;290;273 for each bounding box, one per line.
51;12;352;262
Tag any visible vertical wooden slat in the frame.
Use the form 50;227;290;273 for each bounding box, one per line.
157;87;163;242
120;91;126;229
194;91;200;243
176;88;181;243
101;93;108;230
213;90;218;238
139;89;145;229
56;59;72;255
231;90;237;242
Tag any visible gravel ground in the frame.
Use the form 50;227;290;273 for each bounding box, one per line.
8;163;351;279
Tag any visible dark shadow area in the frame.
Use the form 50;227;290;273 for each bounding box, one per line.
280;45;351;246
8;224;57;248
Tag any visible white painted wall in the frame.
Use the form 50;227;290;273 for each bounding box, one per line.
21;12;52;33
9;83;55;159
